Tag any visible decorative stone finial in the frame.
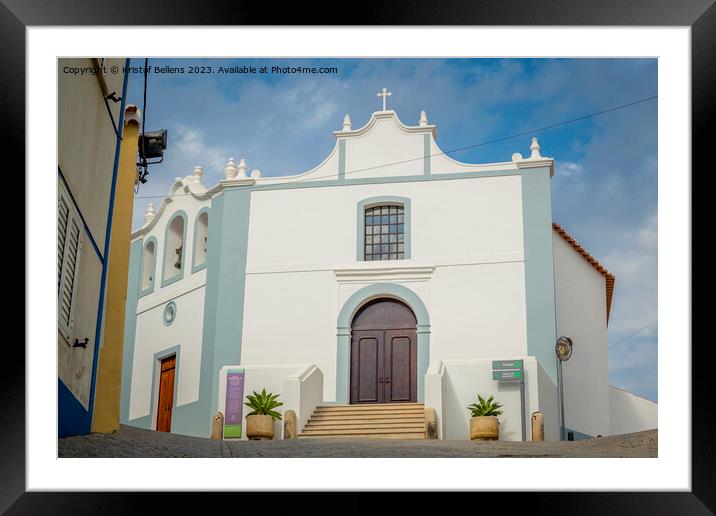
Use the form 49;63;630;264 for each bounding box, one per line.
530;137;542;159
342;114;352;131
223;158;238;180
419;110;428;127
192;165;204;183
512;152;523;162
237;159;248;178
251;169;262;179
144;203;156;224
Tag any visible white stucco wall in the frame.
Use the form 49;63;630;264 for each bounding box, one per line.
436;357;541;441
242;175;528;401
609;386;657;435
343;114;425;179
217;364;324;440
553;230;611;437
57;57;126;407
536;362;560;441
127;171;212;425
129;284;206;423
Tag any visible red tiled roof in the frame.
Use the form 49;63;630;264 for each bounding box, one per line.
553;223;616;325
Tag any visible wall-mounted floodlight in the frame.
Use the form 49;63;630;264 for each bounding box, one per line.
139;129;168;161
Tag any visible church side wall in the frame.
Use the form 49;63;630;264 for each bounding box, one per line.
241;175;529;402
129;285;206;424
609;386;657;435
553;231;611;438
121;189;210;436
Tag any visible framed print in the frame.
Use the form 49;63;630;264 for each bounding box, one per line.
8;0;712;513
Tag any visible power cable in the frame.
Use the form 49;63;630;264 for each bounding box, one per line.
608;320;657;350
133;94;657;200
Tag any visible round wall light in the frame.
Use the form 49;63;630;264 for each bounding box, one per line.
163;301;177;326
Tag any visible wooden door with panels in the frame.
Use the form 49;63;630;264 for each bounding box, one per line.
350;299;417;404
156;355;176;432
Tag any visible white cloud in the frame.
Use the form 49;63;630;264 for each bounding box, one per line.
555;161;583;177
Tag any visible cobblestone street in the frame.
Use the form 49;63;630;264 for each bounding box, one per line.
58;425;657;458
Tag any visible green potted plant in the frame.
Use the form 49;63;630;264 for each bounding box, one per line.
467;394;503;441
244;389;283;440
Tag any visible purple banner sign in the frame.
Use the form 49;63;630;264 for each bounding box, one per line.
223;368;245;438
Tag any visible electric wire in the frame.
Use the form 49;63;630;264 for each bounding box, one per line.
136;58;149;194
133;94;657;200
608;320;658;350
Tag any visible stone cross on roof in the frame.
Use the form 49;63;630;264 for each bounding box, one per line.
377;87;392;111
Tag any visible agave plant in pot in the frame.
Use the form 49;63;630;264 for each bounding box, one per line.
244;389;283;440
467;394;503;441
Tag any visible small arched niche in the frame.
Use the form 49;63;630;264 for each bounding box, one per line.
141;239;155;291
193;210;209;269
163;213;185;282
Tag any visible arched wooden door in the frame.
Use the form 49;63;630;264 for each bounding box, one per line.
350;298;417;404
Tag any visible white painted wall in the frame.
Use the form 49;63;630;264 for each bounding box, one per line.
537;362;560;441
344;113;425;179
57;241;103;408
217;364;324;440
241;271;338;400
57;57;125;407
247;176;524;269
58;58;124;252
129;285;205;422
242;175;528;400
127;172;212;425
553;230;611;437
609;386;657;435
436;357;541;441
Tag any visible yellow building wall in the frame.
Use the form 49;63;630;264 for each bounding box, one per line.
92;109;140;432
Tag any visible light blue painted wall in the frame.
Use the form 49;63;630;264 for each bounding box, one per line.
194;187;252;437
521;166;558;383
423;134;431;175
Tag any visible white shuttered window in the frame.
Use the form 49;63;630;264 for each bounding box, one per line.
57;181;83;339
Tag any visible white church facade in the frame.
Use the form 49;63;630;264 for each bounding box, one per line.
120;92;657;441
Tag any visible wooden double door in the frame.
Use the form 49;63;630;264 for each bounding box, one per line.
350;299;417;404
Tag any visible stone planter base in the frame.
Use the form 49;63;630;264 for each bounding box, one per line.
470;416;500;441
246;414;275;440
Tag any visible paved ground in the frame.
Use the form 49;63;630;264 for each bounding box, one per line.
58;425;657;458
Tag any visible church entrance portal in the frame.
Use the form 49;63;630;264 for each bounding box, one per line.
350;298;417;404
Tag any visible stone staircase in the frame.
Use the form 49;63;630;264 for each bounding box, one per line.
298;403;426;439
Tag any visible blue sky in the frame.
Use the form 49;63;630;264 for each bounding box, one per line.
125;58;657;401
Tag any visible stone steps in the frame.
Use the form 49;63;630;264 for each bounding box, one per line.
299;403;426;440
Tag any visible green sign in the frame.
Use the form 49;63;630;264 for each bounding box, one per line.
492;359;524;370
492;370;522;381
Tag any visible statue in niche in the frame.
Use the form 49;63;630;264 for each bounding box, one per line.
174;240;183;269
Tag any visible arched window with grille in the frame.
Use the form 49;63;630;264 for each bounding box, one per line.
357;196;411;262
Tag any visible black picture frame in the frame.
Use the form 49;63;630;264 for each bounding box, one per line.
6;0;711;513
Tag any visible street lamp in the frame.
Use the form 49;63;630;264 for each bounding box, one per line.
556;336;573;440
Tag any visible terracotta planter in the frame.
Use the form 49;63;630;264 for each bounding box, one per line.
246;414;275;440
470;416;500;441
